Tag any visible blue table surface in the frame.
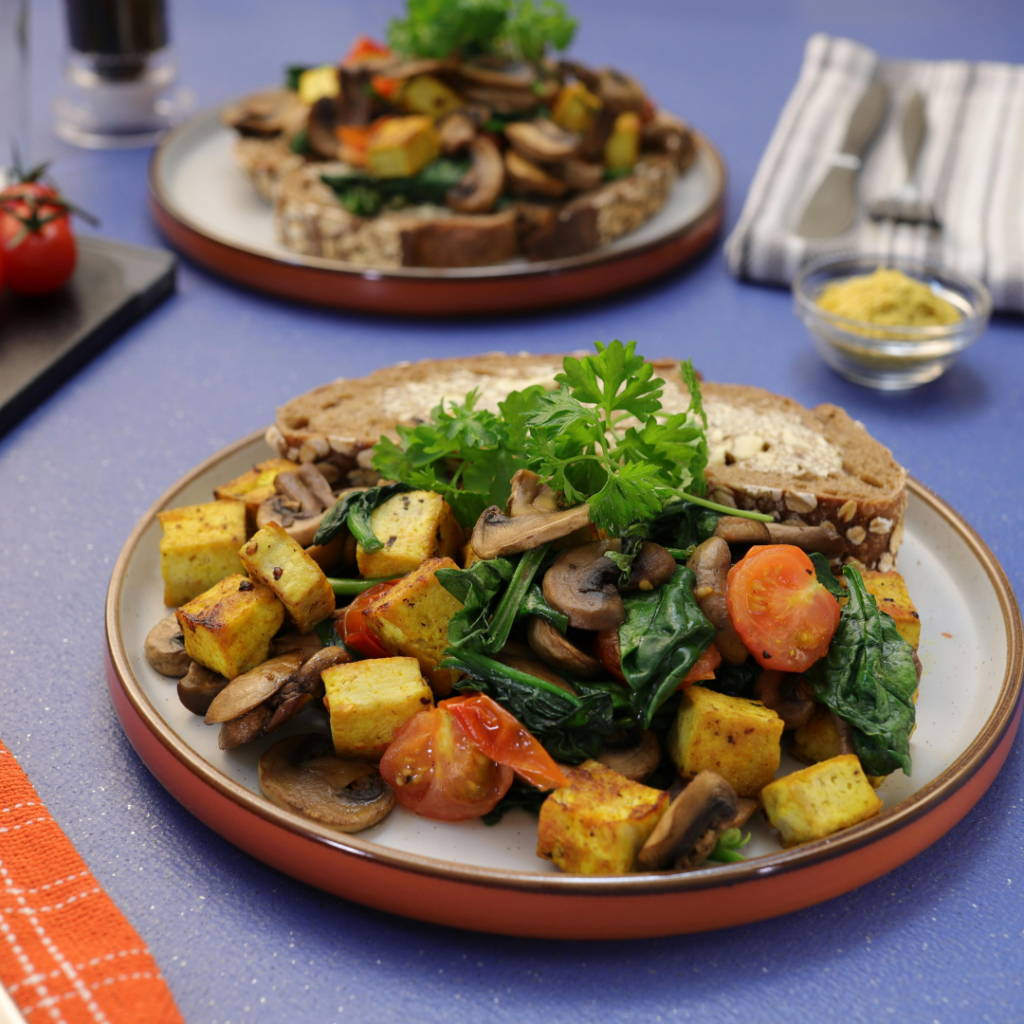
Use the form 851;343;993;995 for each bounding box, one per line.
3;1;1022;1021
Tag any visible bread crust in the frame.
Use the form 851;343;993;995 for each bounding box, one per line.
267;354;906;569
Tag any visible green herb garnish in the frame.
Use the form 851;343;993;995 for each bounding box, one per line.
706;828;751;863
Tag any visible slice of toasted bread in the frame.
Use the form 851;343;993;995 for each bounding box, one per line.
267;354;906;569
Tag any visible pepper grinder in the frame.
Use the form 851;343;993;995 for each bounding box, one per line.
0;0;30;178
54;0;193;148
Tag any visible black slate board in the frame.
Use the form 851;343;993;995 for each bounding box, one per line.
0;236;176;437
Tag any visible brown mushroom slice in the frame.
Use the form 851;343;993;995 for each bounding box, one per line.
687;537;749;665
204;651;305;725
754;670;816;730
446;135;504;214
641;110;696;171
525;616;602;679
505;120;580;164
271;630;325;661
495;654;577;697
728;798;759;830
258;733;395;832
506;469;543;516
713;516;772;546
297;462;336;510
766;521;848;559
623;542;677;591
832;711;857;755
637;771;739;871
505;149;568;199
221;89;307;137
579;106;618;163
177;662;229;716
275;470;322;517
219;704;272;750
438;110;477;154
595;68;646;114
458;57;537;90
256;495;326;548
542;541;625;631
293;646;351;697
306;96;342;159
145;613;191;677
471;503;591;560
557;158;605;192
596;730;661;782
264;692;315;734
559;59;600;90
462;84;542;114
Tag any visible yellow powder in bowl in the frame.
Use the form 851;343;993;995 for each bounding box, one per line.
816;267;961;327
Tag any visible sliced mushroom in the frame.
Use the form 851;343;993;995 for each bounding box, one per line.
542;541;625;631
306;96;342;159
766;521;848;559
595;68;646;114
275;470;321;517
637;771;739;871
507;469;543;516
559;59;600;90
753;670;816;730
505;149;568;199
505;120;580;164
687;537;749;665
729;798;759;829
458;57;537;90
525;616;602;679
579;106;618;163
471;503;591;560
556;157;605;192
438;110;477;153
221;89;307;138
446;135;504;214
641;109;696;172
462;84;543;114
832;711;856;755
293;646;351;698
145;614;191;677
337;66;374;125
713;516;771;546
259;733;395;832
271;630;325;660
219;704;272;750
177;662;229;716
496;654;577;696
264;692;315;733
597;730;661;782
297;462;336;509
204;651;305;725
256;496;326;548
623;542;676;591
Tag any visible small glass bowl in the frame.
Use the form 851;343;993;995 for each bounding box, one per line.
792;254;992;390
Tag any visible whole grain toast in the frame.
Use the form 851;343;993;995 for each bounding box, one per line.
266;354;906;570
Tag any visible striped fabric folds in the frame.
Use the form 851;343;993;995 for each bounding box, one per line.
725;33;1024;312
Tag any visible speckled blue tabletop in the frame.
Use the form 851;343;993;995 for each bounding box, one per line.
3;0;1023;1021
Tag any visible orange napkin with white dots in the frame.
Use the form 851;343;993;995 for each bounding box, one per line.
0;741;183;1023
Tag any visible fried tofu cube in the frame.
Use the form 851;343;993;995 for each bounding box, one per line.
761;754;883;847
666;685;783;798
176;574;284;679
322;657;434;759
158;500;248;607
552;80;602;134
536;760;669;875
860;570;921;650
364;556;464;696
400;75;463;119
604;111;641;170
213;458;299;534
792;704;887;789
297;65;339;105
238;521;335;634
356;490;464;578
462;540;481;569
367;116;441;178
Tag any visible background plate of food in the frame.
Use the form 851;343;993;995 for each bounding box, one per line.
148;3;725;315
105;351;1021;938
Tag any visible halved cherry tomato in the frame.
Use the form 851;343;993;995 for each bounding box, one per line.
593;628;626;683
0;182;77;296
443;694;568;790
681;642;721;685
370;74;401;101
343;35;392;66
341;580;397;658
726;544;840;672
379;706;514;821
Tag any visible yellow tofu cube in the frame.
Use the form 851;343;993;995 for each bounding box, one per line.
604;111;641;170
238;521;335;634
213;457;299;534
367;116;441;178
761;754;883;847
176;574;284;679
297;65;339;105
552;81;602;134
356;490;464;578
792;704;887;788
400;75;463;119
536;760;669;875
363;556;464;696
158;500;248;607
462;540;481;569
860;570;921;650
666;685;783;798
322;657;434;759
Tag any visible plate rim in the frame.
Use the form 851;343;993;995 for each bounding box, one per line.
147;95;727;283
105;429;1023;896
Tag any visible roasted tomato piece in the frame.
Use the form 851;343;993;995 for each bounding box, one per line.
342;580;397;658
343;35;392;65
443;694;568;790
726;544;840;672
379;706;513;821
681;642;721;686
593;627;627;683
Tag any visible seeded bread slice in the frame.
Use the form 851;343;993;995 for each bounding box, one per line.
266;354;906;569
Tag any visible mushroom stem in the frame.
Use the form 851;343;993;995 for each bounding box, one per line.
471;503;592;560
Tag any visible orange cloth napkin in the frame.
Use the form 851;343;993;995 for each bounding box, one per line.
0;741;183;1024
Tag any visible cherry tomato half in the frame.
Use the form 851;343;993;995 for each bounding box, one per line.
726;544;840;672
341;580;397;658
379;706;514;821
443;694;568;790
343;35;392;65
0;183;77;296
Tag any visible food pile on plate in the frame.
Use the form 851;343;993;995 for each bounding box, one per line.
145;344;921;875
221;0;696;267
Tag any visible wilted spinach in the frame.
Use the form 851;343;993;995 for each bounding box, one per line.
704;658;759;698
805;567;918;777
481;779;553;826
618;566;715;727
321;158;470;216
314;482;412;551
809;552;845;598
646;500;721;559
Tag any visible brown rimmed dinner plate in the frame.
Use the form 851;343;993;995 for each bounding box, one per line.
105;431;1022;939
148;100;726;316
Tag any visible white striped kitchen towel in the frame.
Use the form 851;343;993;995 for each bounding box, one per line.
725;33;1024;313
